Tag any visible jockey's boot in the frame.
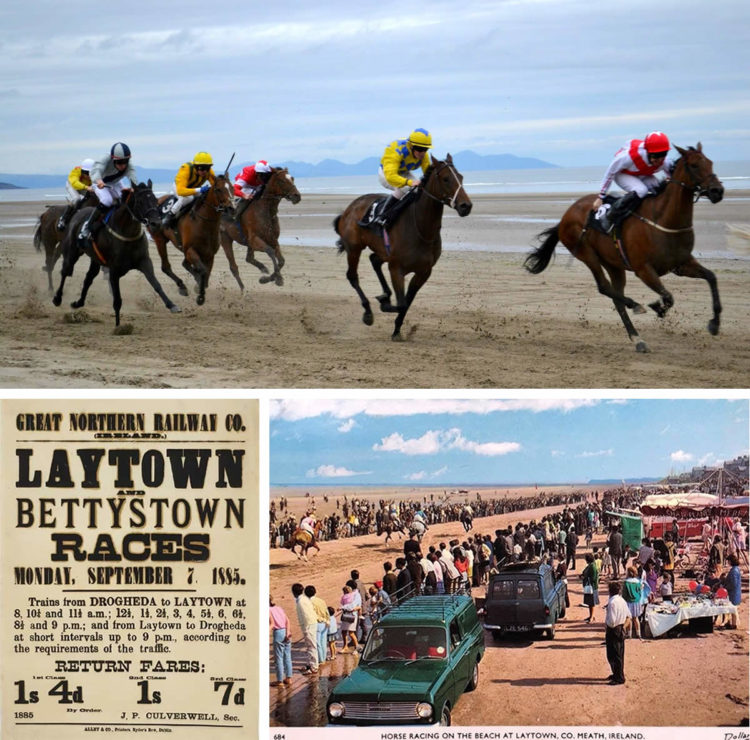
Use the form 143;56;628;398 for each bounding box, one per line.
234;198;251;223
57;203;76;231
78;204;107;249
607;191;642;230
374;195;399;229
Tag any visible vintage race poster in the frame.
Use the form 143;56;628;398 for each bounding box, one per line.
1;398;258;739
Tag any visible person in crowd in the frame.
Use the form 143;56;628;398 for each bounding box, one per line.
565;525;578;571
659;571;673;602
382;561;398;599
395;556;413;599
607;526;624;580
643;559;658;599
338;584;360;653
638;537;655;567
327;606;339;660
622;566;644;639
604;581;630;685
453;547;469;592
304;585;329;666
581;552;599;623
662;533;676;580
724;554;741;630
269;595;293;686
291;582;319;676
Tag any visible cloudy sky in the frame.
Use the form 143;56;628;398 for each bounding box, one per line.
269;399;748;486
2;0;748;174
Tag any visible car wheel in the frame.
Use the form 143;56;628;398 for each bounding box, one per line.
439;704;452;726
466;660;479;691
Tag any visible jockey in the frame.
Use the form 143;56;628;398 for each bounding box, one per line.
80;142;138;245
234;159;273;221
57;158;94;231
162;152;216;228
593;132;673;230
374;128;433;228
300;511;318;538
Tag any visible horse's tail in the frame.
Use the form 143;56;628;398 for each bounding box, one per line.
524;224;560;274
333;215;349;254
33;220;42;252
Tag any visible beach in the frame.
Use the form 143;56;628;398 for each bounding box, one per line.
1;191;748;388
268;484;749;727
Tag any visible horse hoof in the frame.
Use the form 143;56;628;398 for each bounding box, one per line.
169;305;182;314
707;319;720;336
391;333;405;342
648;301;666;318
632;303;647;315
259;275;273;284
376;294;392;307
362;312;374;326
196;294;205;306
274;275;284;287
52;295;62;307
635;340;650;353
178;286;189;297
71;300;83;309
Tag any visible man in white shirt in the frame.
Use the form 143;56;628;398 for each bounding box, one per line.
604;581;630;685
292;582;319;675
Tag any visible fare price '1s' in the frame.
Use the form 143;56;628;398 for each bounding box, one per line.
213;567;245;585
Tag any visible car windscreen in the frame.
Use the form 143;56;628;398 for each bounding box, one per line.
362;625;447;660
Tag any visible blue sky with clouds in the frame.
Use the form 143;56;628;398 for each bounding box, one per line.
269;399;749;486
2;1;748;174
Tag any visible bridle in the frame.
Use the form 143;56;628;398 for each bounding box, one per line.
670;154;717;203
419;161;467;209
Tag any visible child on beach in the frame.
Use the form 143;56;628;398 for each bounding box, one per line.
327;606;339;660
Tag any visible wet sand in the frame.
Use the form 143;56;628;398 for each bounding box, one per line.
1;192;748;388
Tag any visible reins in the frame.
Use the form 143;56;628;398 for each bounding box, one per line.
412;161;466;243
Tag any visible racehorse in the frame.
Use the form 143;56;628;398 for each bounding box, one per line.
377;518;408;545
52;182;181;327
524;144;724;353
219;167;301;290
460;509;473;532
287;521;323;561
334;154;472;340
34;192;98;291
408;518;427;542
149;174;234;305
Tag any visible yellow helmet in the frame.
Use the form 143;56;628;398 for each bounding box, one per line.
192;151;213;166
408;128;432;149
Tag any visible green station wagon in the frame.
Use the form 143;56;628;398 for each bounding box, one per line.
483;561;567;639
326;594;484;726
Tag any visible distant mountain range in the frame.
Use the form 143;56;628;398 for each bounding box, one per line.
0;150;557;189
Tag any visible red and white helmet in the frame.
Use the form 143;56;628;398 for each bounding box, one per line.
644;131;670;154
254;160;272;173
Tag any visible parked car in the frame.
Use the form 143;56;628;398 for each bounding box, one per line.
483;560;567;639
326;594;484;726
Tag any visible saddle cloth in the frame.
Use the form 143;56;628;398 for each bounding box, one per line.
588;194;619;234
159;196;177;217
357;196;389;227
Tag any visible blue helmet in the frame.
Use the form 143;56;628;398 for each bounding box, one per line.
110;142;131;161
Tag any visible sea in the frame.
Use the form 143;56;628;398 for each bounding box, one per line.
4;163;749;259
3;162;750;202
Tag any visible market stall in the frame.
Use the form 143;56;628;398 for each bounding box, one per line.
644;595;738;637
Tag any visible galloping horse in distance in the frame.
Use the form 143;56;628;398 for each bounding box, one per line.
524;144;724;352
53;181;181;327
149;174;234;305
377;517;408;545
334;154;472;340
286;521;323;561
34;191;98;291
219;167;301;290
